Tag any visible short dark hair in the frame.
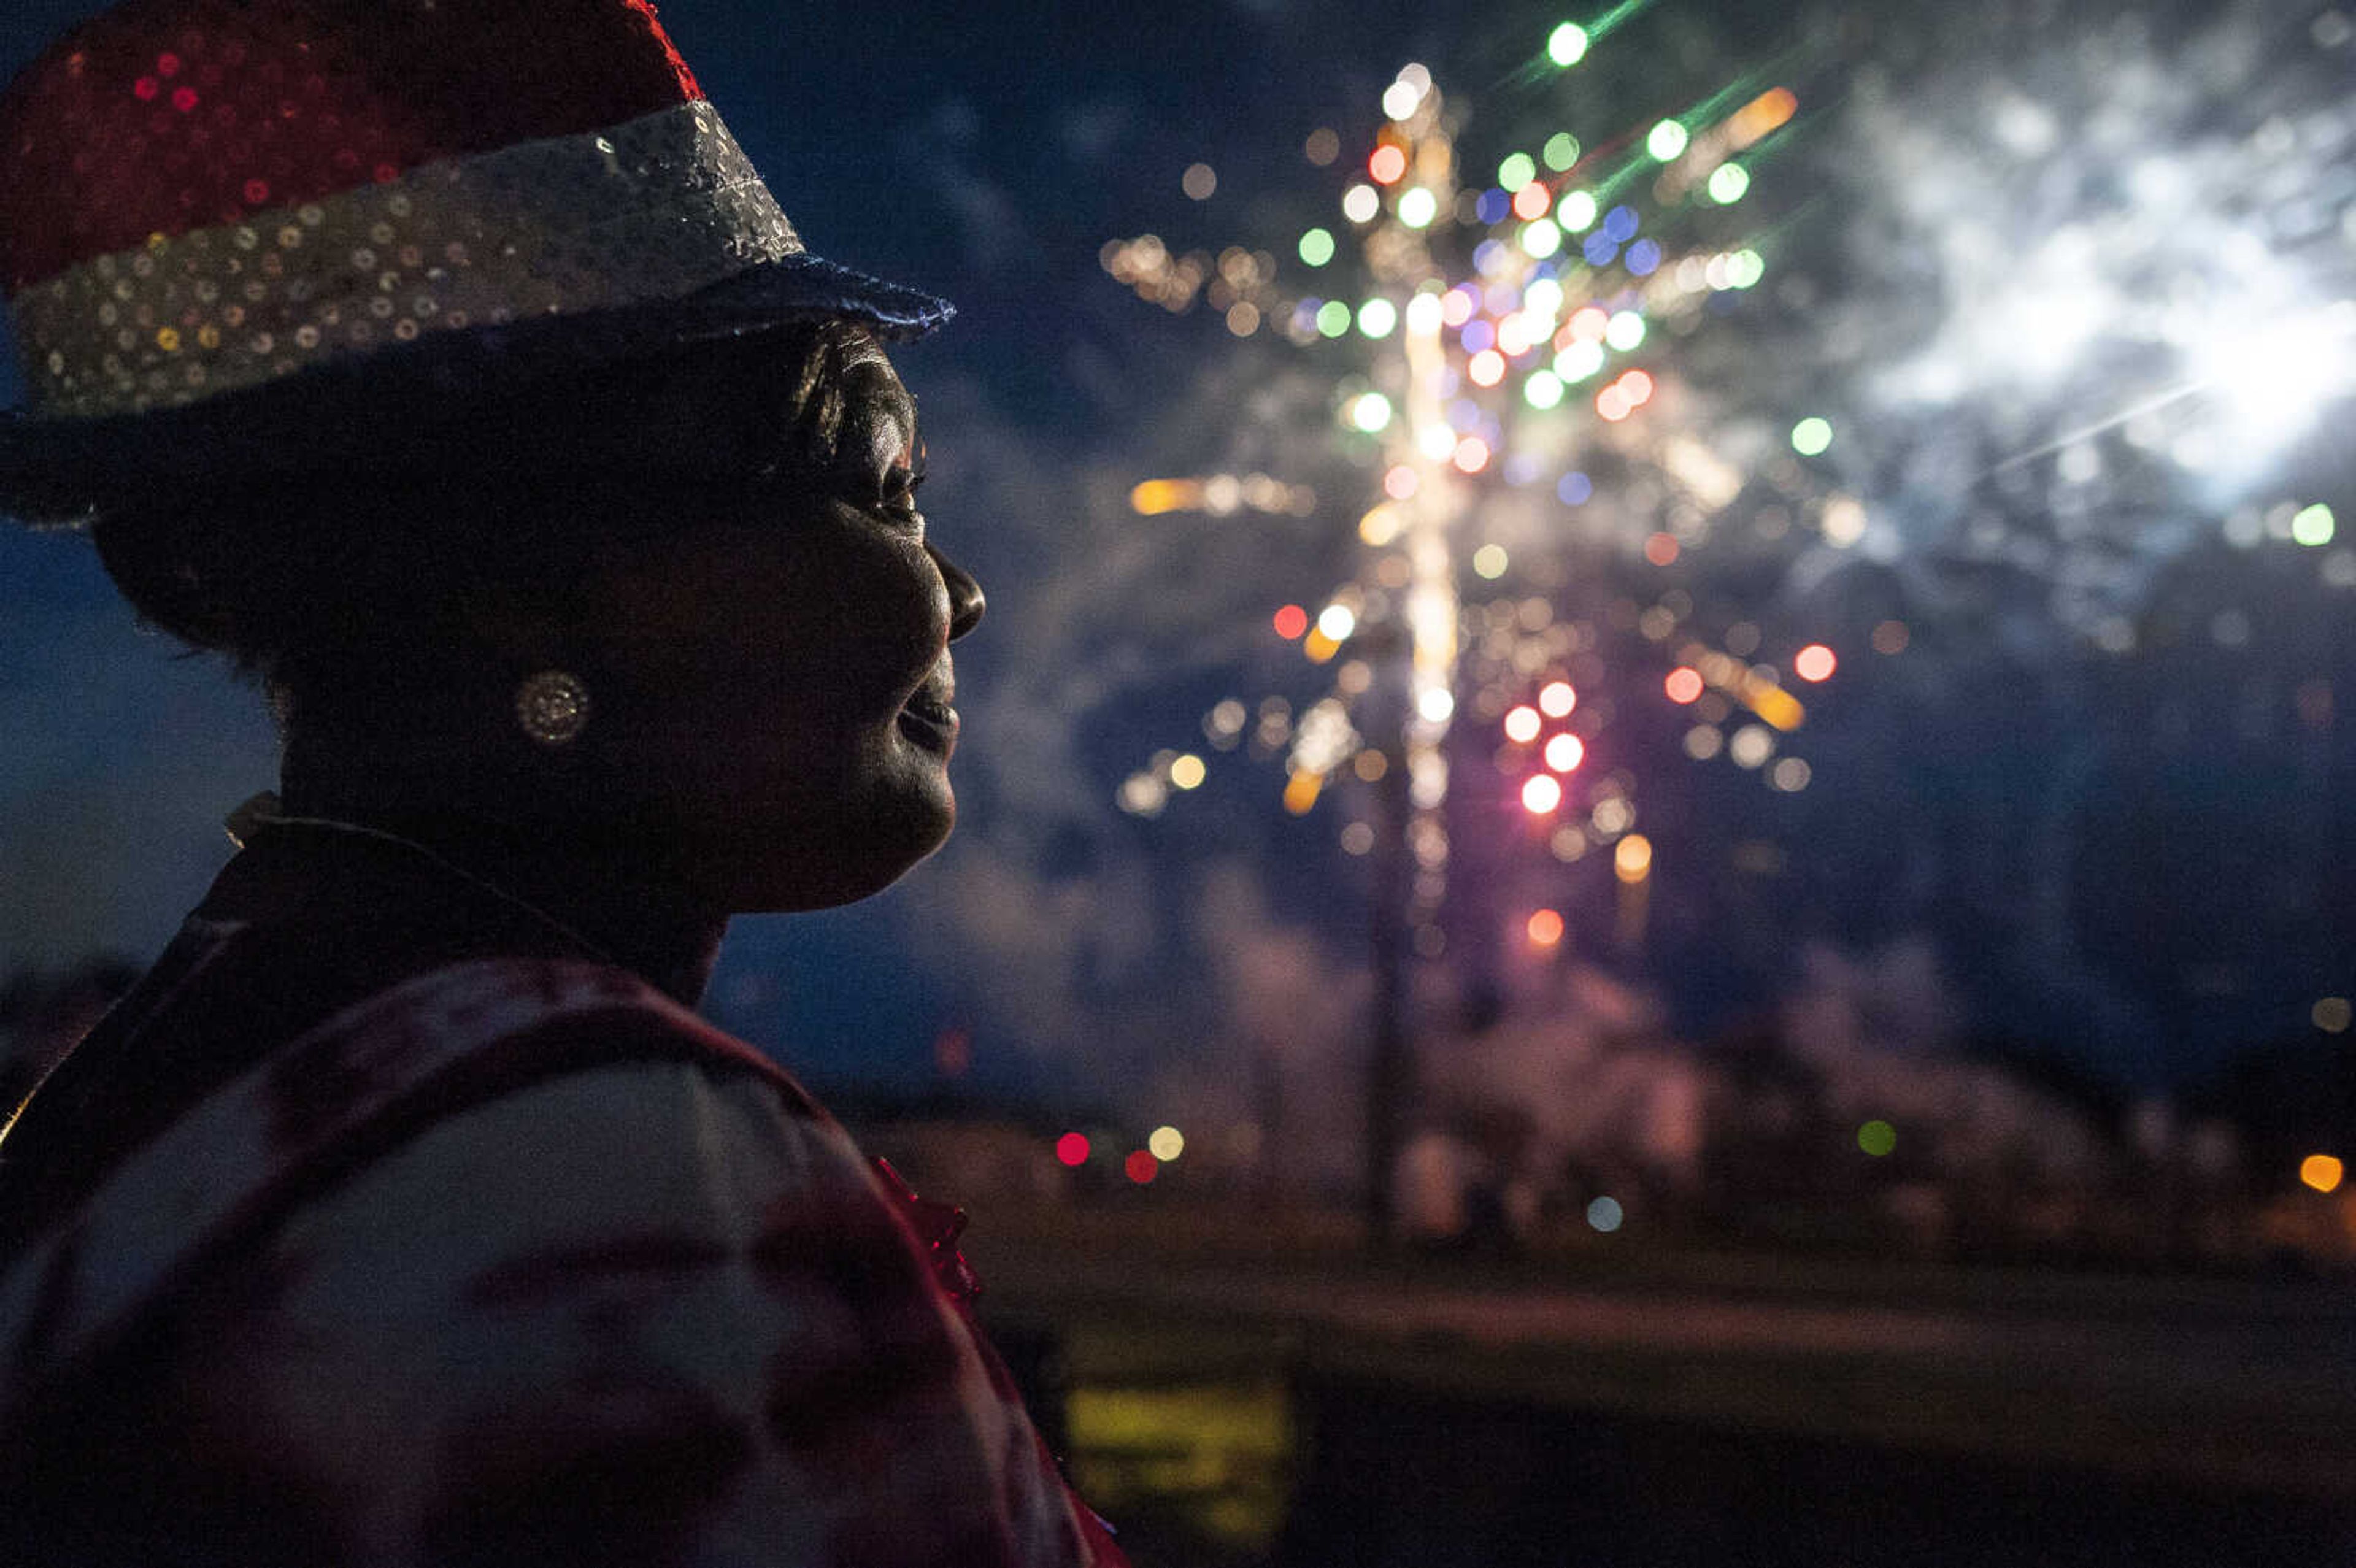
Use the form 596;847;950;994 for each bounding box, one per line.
88;318;879;704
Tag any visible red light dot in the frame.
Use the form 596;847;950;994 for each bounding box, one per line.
1512;182;1551;221
133;76;160;101
1526;908;1565;947
1056;1132;1091;1167
1125;1150;1161;1184
372;162;401;185
1453;436;1492;474
1794;643;1838;682
1571;306;1609;342
1369;145;1408;185
171;86;199;112
1273;604;1309;640
242;178;270;205
1503;705;1541;744
1644;532;1680;566
1597;386;1632;422
1665;667;1705;704
155;52;182;78
1538;680;1576;717
1620;369;1655;405
1544;732;1585;772
1522;774;1563;814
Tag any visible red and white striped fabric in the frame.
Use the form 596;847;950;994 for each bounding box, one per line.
0;955;1125;1566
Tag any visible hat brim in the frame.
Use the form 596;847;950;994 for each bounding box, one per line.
0;252;954;526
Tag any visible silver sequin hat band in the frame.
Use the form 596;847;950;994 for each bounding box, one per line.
8;99;951;425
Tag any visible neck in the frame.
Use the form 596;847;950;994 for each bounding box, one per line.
275;769;728;1010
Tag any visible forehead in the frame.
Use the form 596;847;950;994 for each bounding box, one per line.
622;331;916;477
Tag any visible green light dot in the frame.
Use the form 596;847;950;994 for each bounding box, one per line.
1498;152;1537;191
1707;163;1750;204
2293;503;2336;547
1299;228;1336;267
1316;299;1353;338
1542;132;1580;171
1732;249;1766;288
1521;218;1563;259
1523;369;1566;410
1547;22;1589;66
1557;189;1598;232
1792;417;1833;456
1858;1120;1896;1157
1350;391;1393;433
1397;187;1438;229
1604;310;1646;352
1357;297;1399;339
1646;120;1689;161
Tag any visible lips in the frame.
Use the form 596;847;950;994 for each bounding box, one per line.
898;666;958;754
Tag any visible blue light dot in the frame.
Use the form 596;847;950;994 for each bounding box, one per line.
1626;237;1663;277
1476;187;1511;226
1460;318;1496;353
1582;231;1619;267
1602;204;1640;242
1449;397;1483;428
1503;452;1544;485
1558;471;1593;505
1473;239;1509;274
1587;1195;1624;1232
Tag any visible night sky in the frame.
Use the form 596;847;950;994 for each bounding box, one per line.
4;0;2352;1130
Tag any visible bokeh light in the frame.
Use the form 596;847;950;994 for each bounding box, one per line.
1272;604;1309;640
1526;908;1565;947
1125;1150;1161;1185
1586;1196;1623;1232
1614;834;1653;883
1544;733;1585;772
1504;705;1542;744
1791;417;1834;456
1858;1120;1898;1157
1055;1132;1091;1167
1522;774;1563;814
1546;21;1589;66
2301;1155;2344;1194
1793;644;1838;682
1298;228;1336;267
1149;1124;1186;1162
1666;667;1705;704
1538;681;1577;717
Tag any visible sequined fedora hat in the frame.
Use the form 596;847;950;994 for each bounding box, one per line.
0;0;954;523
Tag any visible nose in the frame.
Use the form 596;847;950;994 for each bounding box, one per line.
931;544;985;641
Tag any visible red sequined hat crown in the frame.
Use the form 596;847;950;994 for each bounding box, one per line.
0;0;950;481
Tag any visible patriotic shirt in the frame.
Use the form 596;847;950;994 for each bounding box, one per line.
0;828;1123;1567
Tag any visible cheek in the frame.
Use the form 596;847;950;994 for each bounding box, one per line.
588;532;942;724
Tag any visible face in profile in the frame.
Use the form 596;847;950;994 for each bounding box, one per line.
571;331;985;913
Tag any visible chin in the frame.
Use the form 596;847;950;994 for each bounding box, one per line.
716;790;956;915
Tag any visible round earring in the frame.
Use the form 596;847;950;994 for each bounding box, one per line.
514;669;592;747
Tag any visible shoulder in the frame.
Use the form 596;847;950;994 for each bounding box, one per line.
0;958;828;1418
